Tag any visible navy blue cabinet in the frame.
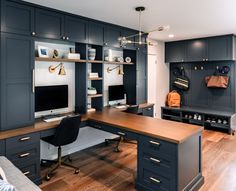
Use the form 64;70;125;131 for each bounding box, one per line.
0;33;34;131
136;48;147;104
186;39;207;62
88;21;104;45
1;0;34;36
65;15;88;43
35;8;64;40
104;26;121;47
165;41;186;63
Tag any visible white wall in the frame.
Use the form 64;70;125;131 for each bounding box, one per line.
35;42;117;160
148;39;169;118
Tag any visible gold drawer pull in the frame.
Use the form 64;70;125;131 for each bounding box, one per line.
150;157;161;164
117;132;126;136
149;140;160;146
150;177;161;184
19;153;30;158
23;171;30;176
19;137;31;141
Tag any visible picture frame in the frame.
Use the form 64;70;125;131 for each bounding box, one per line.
38;45;49;58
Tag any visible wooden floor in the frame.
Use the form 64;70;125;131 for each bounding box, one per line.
40;130;236;191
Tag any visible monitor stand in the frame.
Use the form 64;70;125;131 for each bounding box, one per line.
43;114;61;120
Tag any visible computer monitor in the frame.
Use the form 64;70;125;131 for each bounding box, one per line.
108;85;125;102
35;85;68;112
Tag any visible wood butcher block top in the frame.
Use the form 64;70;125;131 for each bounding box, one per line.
87;108;203;144
0;103;202;143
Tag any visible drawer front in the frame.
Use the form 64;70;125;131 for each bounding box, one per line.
6;143;40;165
88;120;104;130
141;152;174;178
18;159;40;181
141;168;171;191
142;107;154;117
0;140;5;155
139;136;175;157
6;132;40;150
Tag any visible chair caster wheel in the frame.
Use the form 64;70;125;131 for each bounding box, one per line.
113;147;121;153
45;174;51;181
74;169;80;174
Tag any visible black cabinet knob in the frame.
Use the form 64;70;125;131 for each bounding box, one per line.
62;36;66;40
31;32;36;36
66;37;69;40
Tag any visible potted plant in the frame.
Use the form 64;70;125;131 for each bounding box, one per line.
88;87;97;95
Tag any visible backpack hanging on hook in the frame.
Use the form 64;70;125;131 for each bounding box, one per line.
173;67;190;91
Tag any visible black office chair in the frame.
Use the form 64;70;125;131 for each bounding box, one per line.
41;115;81;181
105;105;139;152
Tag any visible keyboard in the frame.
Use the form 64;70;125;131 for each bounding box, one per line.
43;116;67;122
115;105;128;109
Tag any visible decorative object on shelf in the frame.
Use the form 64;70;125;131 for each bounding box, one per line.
53;49;59;58
38;45;49;58
65;53;81;59
88;73;99;79
104;49;113;61
107;65;124;75
69;47;76;53
125;57;132;63
48;63;66;75
87;87;97;95
88;48;96;60
114;57;124;62
223;120;228;125
118;6;169;47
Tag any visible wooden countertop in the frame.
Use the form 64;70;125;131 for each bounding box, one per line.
0;103;202;143
87;108;203;144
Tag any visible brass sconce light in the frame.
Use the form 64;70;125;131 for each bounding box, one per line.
107;65;124;75
48;63;66;75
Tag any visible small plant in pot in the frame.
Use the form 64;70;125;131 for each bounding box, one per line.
88;87;97;95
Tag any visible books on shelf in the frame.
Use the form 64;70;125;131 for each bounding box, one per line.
88;73;99;78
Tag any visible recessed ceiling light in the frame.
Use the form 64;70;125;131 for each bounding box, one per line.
169;34;174;38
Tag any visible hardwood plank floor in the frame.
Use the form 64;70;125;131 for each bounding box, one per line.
40;130;236;191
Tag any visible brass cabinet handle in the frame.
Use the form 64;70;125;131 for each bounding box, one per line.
31;32;36;36
19;137;31;141
32;69;35;93
150;177;161;184
62;36;66;40
150;157;161;164
117;132;126;136
146;107;152;111
149;140;160;146
23;171;30;176
19;152;30;158
66;37;69;40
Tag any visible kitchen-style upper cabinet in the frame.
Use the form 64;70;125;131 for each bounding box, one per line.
208;35;234;61
88;21;104;45
186;39;208;62
35;8;64;40
165;41;186;63
104;26;121;48
1;0;34;36
65;15;88;43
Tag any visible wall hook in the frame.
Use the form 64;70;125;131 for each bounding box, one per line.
201;66;204;70
216;66;219;70
194;66;198;70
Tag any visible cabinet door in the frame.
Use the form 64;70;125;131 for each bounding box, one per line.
104;26;121;48
186;39;207;62
136;48;147;104
1;0;34;36
35;8;64;40
1;33;34;131
121;29;136;50
165;41;186;63
208;35;233;61
65;15;88;43
88;21;104;45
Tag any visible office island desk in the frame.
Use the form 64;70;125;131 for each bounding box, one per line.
0;105;204;191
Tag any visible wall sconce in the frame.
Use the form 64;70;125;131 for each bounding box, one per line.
107;65;124;75
48;63;66;75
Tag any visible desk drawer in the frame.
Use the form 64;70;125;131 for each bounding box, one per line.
18;159;40;181
6;143;39;165
141;152;174;178
139;136;175;157
6;132;40;150
142;107;154;117
141;168;171;191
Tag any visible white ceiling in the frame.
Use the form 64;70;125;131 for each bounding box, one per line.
24;0;236;41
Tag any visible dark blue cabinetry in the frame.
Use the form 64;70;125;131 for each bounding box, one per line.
104;26;121;47
35;8;65;40
1;0;34;36
186;39;207;62
88;21;104;45
65;15;88;43
0;33;34;130
165;41;186;63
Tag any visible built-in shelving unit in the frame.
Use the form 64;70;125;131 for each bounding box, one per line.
88;77;103;80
